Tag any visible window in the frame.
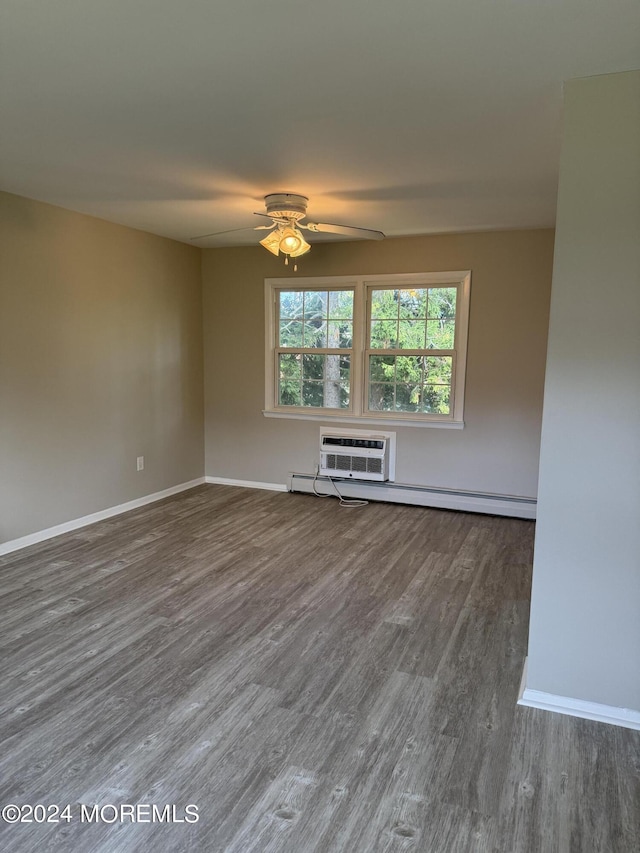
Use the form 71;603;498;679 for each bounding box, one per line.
265;272;470;427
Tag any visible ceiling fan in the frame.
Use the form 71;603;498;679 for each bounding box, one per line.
191;192;385;270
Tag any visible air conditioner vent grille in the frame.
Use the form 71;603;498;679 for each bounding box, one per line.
351;456;368;473
325;454;383;475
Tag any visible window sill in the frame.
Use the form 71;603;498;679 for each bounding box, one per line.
262;410;464;429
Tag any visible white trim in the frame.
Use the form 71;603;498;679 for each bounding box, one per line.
263;411;465;429
205;476;288;492
0;478;206;557
517;658;640;731
288;473;536;519
264;279;277;411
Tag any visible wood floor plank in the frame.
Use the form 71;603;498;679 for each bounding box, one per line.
285;671;440;852
441;601;530;815
395;574;473;678
1;484;638;853
222;765;320;853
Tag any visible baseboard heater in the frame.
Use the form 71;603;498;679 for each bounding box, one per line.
288;472;536;520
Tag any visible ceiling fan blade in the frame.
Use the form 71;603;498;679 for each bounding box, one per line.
190;223;275;240
190;226;255;241
307;221;385;240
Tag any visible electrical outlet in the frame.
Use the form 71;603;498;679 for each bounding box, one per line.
136;456;144;471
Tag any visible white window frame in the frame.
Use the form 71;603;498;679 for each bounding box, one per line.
264;271;471;429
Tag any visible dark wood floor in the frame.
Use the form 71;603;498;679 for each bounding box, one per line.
1;485;638;852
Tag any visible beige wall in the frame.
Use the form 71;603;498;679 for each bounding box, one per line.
526;71;640;711
0;194;553;546
203;228;553;497
0;192;204;544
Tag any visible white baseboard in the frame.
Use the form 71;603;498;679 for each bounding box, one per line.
288;472;536;519
517;658;640;731
205;476;288;492
0;478;206;557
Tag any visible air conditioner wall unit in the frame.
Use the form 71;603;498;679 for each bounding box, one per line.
319;429;390;482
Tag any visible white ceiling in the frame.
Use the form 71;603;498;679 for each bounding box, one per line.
1;1;638;246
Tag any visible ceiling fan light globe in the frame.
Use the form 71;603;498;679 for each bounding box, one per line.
259;231;281;256
278;227;303;254
288;236;311;258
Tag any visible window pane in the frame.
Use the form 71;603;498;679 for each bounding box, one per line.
339;357;350;381
328;355;351;407
426;319;455;349
304;320;327;348
395;383;420;412
279;352;301;379
279;291;304;319
371;289;398;320
398;319;427;349
428;287;457;319
369;354;395;382
426;356;452;385
325;353;342;384
302;380;324;407
327;320;352;348
278;353;301;406
370;319;398;348
279;320;304;347
303;353;324;380
328;290;354;319
396;355;423;383
422;385;451;414
303;291;327;320
279;382;301;406
369;382;395;411
324;379;349;409
398;289;427;319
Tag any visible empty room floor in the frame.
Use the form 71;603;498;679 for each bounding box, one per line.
1;485;638;852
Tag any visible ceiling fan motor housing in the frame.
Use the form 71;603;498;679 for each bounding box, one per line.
264;192;309;222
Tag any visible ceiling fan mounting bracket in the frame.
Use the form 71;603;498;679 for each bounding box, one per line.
264;192;309;222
